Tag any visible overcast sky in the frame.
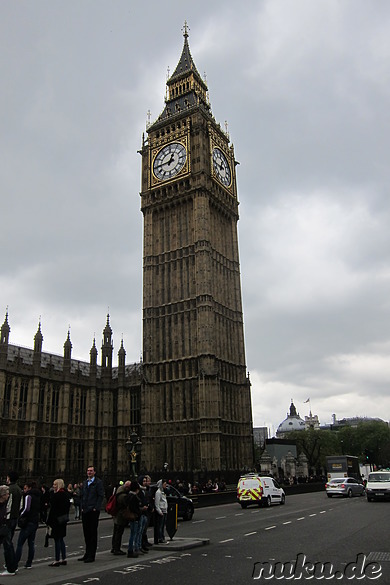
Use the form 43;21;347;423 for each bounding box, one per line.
2;0;390;435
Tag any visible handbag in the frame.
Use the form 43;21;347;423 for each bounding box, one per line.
44;526;52;547
18;516;28;529
122;508;137;521
57;513;69;525
105;493;118;516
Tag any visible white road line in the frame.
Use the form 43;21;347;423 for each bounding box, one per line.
191;520;205;523
297;517;305;520
265;526;276;530
244;531;257;536
216;516;227;519
320;510;326;514
235;513;244;516
283;521;292;525
220;538;234;543
309;513;317;517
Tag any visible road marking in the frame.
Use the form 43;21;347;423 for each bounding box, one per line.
191;519;205;523
251;510;261;513
309;513;317;517
283;521;292;525
216;516;227;519
235;513;244;516
244;531;257;536
320;510;326;514
115;565;148;574
220;538;234;543
297;517;305;521
265;526;276;530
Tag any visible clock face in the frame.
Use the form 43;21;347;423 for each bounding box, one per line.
153;142;187;181
213;147;231;187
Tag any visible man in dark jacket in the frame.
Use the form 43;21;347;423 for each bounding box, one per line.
15;481;41;569
78;466;104;563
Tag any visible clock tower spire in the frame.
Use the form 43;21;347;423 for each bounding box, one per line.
140;25;253;476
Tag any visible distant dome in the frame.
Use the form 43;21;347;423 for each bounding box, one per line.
276;401;306;437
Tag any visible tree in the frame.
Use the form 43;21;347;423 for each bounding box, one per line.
289;429;339;474
352;421;390;468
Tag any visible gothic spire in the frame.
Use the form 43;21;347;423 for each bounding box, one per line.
34;319;43;353
149;23;210;130
90;336;98;366
64;328;72;361
1;308;10;345
168;21;203;85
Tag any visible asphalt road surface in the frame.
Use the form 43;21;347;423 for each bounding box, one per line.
7;491;390;584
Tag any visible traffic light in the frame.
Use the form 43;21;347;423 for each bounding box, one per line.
364;448;373;463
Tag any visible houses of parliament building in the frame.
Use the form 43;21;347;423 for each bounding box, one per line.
0;25;254;484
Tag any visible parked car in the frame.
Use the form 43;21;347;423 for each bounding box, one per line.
325;477;365;498
237;474;285;508
366;471;390;502
150;483;194;520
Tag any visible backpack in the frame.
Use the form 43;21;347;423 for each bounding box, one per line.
105;492;118;516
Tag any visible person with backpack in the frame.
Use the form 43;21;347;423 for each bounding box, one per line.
110;480;131;555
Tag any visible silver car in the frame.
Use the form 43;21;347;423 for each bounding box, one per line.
325;477;365;498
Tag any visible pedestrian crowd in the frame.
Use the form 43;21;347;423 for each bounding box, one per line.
0;466;178;576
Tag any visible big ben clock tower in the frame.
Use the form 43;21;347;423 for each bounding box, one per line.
140;24;253;475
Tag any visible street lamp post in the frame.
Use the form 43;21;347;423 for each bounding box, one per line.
125;429;142;479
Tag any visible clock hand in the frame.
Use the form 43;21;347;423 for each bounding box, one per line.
156;154;174;171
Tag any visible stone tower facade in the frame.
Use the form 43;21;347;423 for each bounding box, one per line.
140;25;253;474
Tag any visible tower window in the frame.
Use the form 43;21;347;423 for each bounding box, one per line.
2;376;11;418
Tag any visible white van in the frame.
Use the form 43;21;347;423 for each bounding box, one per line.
237;474;285;508
366;471;390;502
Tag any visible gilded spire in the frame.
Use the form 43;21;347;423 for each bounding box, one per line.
148;24;210;130
182;20;189;39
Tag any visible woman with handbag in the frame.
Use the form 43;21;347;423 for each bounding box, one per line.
46;478;71;567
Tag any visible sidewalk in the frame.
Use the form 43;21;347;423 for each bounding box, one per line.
9;532;209;585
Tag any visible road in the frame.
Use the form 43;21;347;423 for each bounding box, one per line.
9;491;390;584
